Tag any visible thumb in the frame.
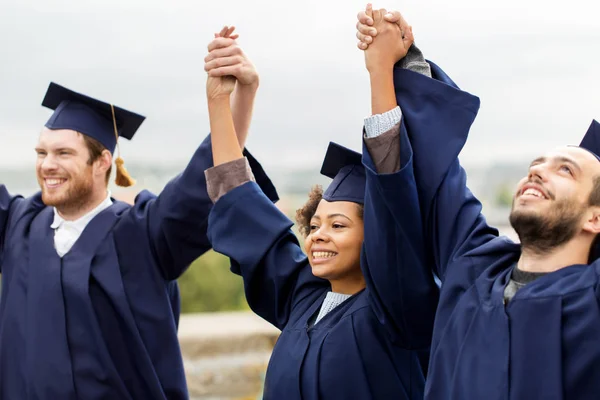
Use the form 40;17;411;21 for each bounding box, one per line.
383;11;401;23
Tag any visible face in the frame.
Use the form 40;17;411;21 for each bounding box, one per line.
509;146;600;252
35;128;98;213
303;199;364;286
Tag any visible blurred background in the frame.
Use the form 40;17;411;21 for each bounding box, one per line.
1;0;599;398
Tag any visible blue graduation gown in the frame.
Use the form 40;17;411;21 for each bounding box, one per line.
0;135;277;400
390;63;600;399
207;176;436;399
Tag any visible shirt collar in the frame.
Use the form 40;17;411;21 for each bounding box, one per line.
51;191;113;230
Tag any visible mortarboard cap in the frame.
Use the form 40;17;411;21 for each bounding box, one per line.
578;119;600;263
41;82;144;187
320;142;365;204
578;119;600;162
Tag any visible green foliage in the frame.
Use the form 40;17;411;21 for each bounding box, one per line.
177;250;249;313
495;184;514;207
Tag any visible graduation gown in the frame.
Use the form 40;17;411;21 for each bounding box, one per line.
0;134;277;400
389;63;600;399
207;173;438;399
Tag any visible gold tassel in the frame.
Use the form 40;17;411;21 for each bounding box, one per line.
114;157;136;187
110;104;135;187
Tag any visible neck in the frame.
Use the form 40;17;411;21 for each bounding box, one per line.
329;276;366;295
519;238;591;273
57;189;108;221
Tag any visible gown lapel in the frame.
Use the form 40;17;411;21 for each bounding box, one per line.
60;201;132;398
26;207;77;399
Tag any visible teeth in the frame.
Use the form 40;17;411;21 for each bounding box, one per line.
312;251;337;259
523;188;545;199
46;179;66;186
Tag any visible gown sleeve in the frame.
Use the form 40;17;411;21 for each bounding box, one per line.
0;185;23;272
207;180;327;330
391;62;499;281
129;134;278;281
361;124;439;349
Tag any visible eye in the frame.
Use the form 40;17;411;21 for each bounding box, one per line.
309;224;319;232
59;151;71;156
560;165;573;175
332;223;345;229
36;151;47;157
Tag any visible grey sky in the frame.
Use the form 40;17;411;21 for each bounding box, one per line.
0;0;599;171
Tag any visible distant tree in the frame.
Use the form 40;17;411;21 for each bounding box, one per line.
177;250;249;313
495;184;514;207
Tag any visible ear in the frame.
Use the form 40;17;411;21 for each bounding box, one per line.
94;149;112;178
583;207;600;234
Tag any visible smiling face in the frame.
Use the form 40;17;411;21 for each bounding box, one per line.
509;146;600;253
35;128;111;218
302;199;365;293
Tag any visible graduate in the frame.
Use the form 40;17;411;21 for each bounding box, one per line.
0;31;277;399
203;23;439;400
357;6;600;399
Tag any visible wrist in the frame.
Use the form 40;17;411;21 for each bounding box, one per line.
208;94;232;105
368;64;394;78
237;79;259;93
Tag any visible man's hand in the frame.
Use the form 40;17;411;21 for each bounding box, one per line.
365;9;413;73
205;26;237;100
204;27;259;90
356;4;413;53
363;7;414;72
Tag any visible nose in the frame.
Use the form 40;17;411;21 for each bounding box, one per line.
40;154;58;172
311;226;330;243
528;162;547;182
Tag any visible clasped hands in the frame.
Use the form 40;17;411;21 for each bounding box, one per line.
205;4;415;100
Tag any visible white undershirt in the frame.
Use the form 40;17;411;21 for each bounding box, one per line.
51;192;113;257
314;291;353;325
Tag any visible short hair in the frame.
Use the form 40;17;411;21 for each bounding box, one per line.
81;133;111;185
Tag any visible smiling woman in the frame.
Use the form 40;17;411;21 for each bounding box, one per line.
203;19;440;399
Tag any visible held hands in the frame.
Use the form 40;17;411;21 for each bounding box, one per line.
357;4;414;72
205;26;259;101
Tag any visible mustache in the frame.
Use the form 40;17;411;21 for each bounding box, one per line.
524;178;555;200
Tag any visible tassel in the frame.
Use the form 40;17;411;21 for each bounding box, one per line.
114;157;135;187
110;104;135;187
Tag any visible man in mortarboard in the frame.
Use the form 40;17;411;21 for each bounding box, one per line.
0;42;278;399
356;5;600;399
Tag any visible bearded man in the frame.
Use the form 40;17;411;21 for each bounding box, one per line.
0;35;277;399
356;6;600;399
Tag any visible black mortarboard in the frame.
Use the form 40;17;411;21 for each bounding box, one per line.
41;82;144;187
42;82;145;154
578;119;600;162
578;119;600;262
320;142;365;204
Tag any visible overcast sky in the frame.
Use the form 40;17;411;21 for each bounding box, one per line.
1;0;599;171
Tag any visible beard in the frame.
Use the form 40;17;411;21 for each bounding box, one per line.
39;168;95;215
509;197;585;254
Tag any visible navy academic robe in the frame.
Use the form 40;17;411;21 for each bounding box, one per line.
0;134;277;400
207;172;438;399
389;63;600;399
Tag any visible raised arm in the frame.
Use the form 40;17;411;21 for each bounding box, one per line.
357;7;497;281
356;8;439;349
0;185;24;272
132;29;278;281
203;32;326;328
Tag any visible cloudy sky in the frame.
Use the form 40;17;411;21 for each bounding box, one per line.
1;0;599;171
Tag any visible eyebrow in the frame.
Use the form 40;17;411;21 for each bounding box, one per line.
312;213;352;221
34;146;76;153
530;156;581;173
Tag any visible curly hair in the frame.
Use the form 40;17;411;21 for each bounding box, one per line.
295;185;324;237
295;185;364;237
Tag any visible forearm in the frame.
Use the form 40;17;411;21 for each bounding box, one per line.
369;67;397;116
208;96;244;166
230;83;258;149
